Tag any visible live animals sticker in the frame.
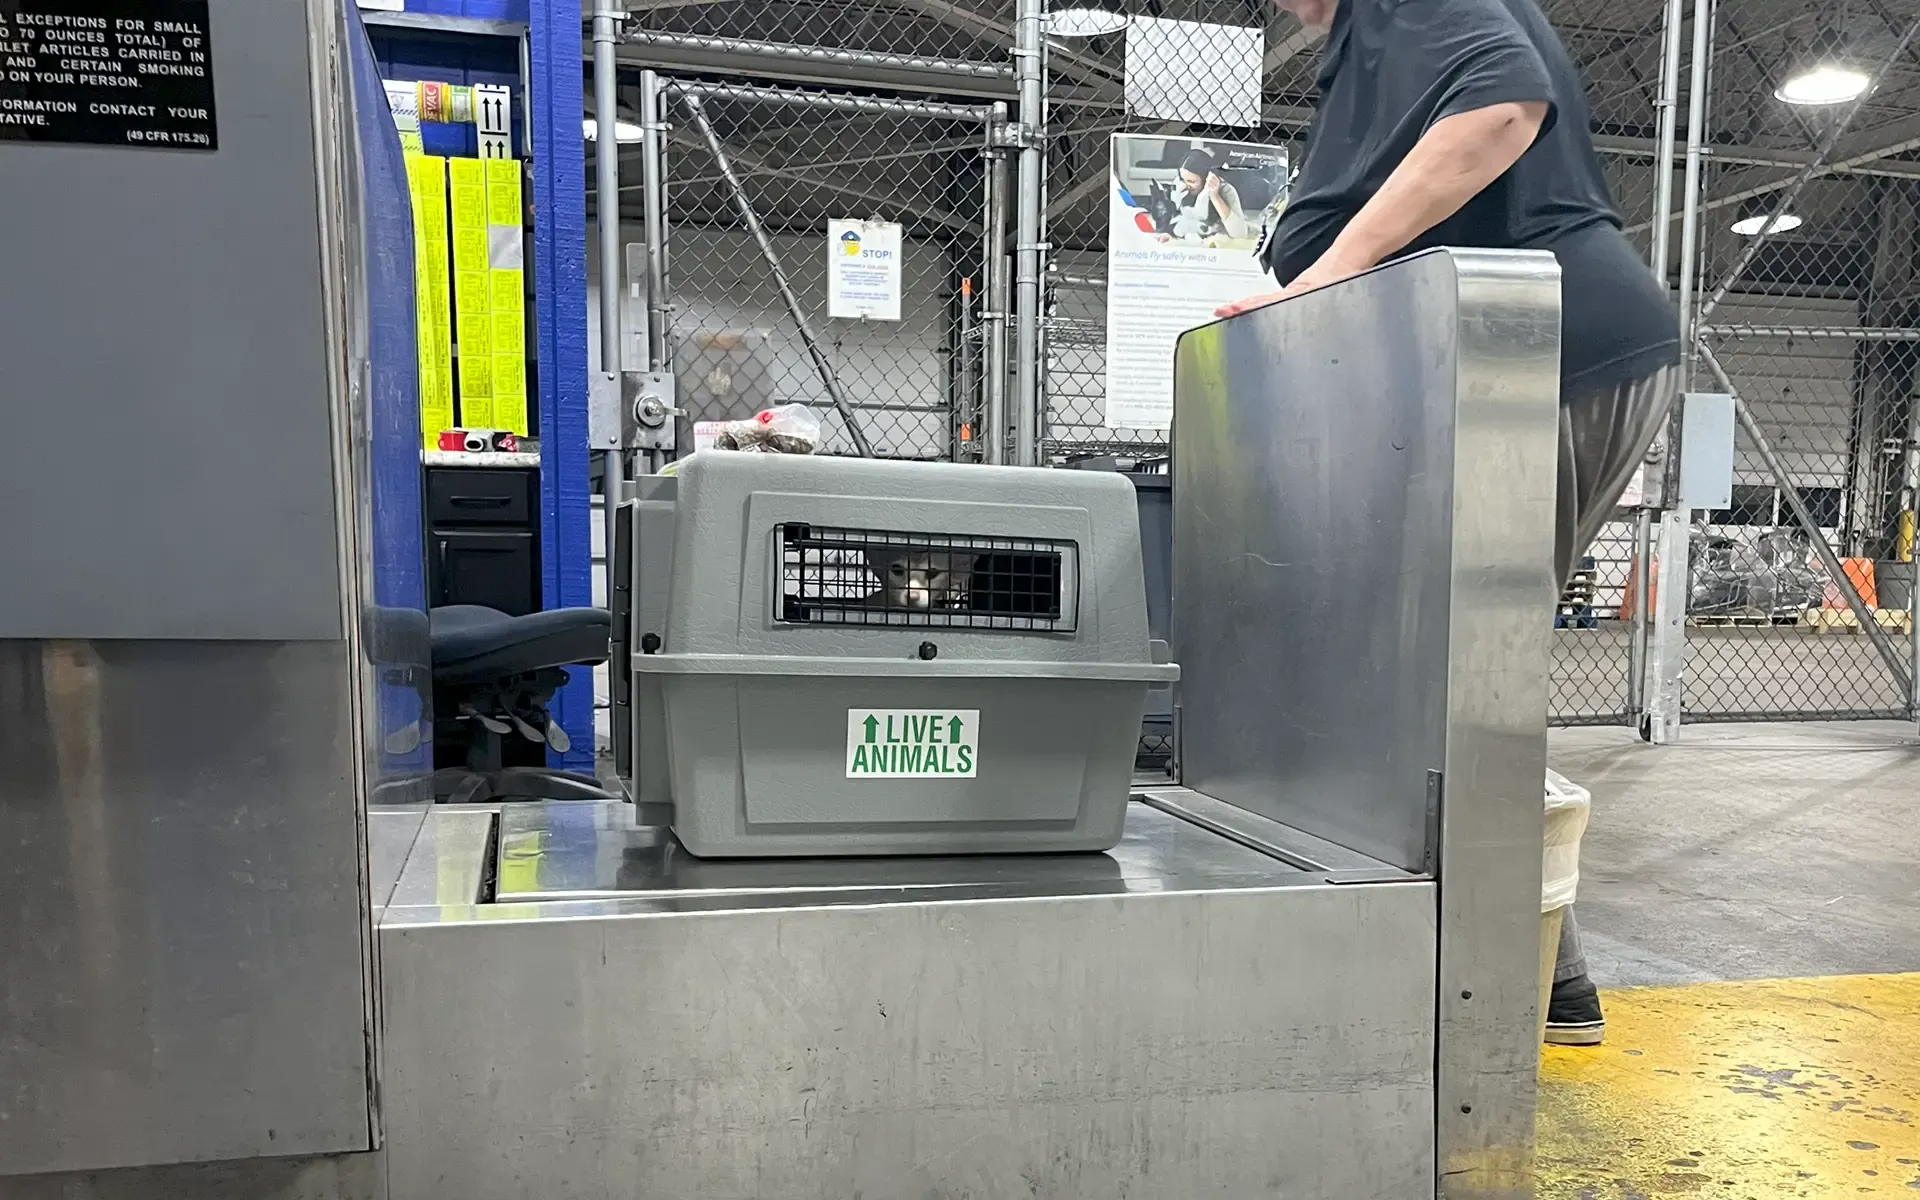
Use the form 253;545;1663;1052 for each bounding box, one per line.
846;709;979;779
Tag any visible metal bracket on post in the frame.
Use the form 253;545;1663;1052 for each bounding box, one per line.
590;371;681;453
993;121;1039;151
588;371;623;451
624;371;679;452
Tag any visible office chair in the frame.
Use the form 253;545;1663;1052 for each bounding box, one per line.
430;605;615;804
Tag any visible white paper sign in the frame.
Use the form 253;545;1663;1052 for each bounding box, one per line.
1124;17;1264;128
1104;133;1290;430
827;219;903;322
383;80;419;132
846;709;979;779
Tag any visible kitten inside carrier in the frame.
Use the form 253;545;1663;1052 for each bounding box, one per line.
863;547;977;610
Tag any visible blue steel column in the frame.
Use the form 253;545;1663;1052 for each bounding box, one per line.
529;0;595;767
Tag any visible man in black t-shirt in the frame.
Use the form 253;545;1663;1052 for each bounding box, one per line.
1218;0;1680;1046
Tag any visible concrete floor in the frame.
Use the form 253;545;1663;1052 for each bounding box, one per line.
1538;721;1920;1198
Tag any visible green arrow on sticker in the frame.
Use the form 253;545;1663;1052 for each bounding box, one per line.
864;715;880;744
949;716;963;743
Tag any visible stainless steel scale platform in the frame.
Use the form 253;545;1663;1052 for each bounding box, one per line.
369;794;1439;1199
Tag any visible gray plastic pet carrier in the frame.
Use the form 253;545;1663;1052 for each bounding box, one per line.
630;452;1178;857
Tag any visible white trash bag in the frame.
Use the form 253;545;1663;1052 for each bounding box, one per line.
1542;769;1591;913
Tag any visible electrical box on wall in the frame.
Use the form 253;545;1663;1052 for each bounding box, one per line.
1680;392;1737;511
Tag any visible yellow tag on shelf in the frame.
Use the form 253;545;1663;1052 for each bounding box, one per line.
454;269;488;308
457;313;492;359
492;357;527;435
489;269;523;315
485;159;521;226
451;226;487;273
407;155;456;446
490;310;523;356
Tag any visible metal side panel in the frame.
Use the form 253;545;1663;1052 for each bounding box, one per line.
378;881;1438;1199
1171;250;1461;873
1432;251;1561;1199
0;641;376;1174
1174;248;1560;1198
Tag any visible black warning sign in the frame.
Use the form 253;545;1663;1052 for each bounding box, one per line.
0;1;217;150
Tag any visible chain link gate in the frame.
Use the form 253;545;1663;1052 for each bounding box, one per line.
1669;4;1920;724
644;76;1003;461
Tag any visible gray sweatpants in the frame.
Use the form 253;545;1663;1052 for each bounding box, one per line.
1551;362;1680;985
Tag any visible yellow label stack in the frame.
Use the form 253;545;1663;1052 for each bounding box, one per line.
486;159;529;436
407;154;456;447
447;157;494;429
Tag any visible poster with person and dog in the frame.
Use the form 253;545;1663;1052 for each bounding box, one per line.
1104;134;1289;431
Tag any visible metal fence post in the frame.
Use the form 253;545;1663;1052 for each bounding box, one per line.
984;102;1011;465
1642;0;1714;745
1908;391;1920;719
1011;0;1046;466
639;69;670;378
1629;0;1687;722
592;5;627;555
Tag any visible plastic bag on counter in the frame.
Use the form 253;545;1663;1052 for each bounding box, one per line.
714;403;822;455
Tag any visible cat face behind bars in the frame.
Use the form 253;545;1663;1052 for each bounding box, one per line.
865;548;976;611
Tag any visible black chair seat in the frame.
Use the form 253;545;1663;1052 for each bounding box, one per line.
430;605;610;686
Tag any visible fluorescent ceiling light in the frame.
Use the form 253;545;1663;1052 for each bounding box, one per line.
1730;211;1804;237
583;116;643;143
1775;63;1870;106
1046;7;1128;36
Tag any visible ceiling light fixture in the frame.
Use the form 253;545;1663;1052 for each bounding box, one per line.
1730;211;1804;237
1775;63;1871;106
583;116;644;143
1045;7;1129;37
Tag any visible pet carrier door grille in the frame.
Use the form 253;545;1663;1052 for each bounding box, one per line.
774;524;1079;632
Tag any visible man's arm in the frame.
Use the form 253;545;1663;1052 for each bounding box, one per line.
1215;100;1546;317
1302;100;1546;282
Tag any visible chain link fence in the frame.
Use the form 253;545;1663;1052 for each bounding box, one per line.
1676;4;1920;722
614;0;1920;726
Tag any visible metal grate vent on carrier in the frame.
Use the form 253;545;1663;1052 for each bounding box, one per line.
775;524;1078;632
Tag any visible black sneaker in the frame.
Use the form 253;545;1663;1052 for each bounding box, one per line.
1545;975;1605;1046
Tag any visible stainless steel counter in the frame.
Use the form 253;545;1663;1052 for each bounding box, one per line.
376;793;1413;923
508;794;1348;894
362;799;1440;1200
